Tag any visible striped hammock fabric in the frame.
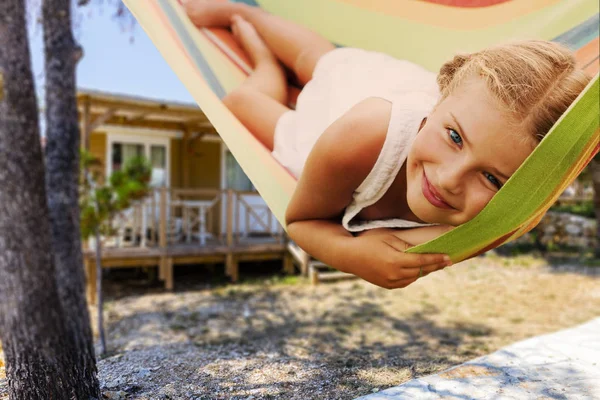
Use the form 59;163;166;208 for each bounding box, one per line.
123;0;599;262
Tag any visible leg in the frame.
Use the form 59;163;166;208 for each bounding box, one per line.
183;1;336;85
223;16;290;150
230;15;287;104
224;88;289;151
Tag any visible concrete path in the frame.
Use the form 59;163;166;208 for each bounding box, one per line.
358;317;600;400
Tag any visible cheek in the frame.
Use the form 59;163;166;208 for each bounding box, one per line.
465;187;494;217
415;130;447;161
409;133;433;165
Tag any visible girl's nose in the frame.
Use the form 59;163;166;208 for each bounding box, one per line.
437;163;465;194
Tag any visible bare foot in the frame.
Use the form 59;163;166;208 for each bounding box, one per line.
230;15;277;68
183;0;244;27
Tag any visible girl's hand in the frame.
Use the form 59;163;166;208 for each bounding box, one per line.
344;230;452;289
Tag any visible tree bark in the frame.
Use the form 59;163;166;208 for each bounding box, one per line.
0;1;98;399
43;0;101;396
590;155;600;257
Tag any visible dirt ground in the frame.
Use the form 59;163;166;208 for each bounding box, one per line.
1;252;599;399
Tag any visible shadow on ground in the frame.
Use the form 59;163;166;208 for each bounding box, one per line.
98;262;495;398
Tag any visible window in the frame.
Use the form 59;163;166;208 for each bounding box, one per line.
112;142;144;171
108;135;169;188
150;145;167;187
225;150;255;191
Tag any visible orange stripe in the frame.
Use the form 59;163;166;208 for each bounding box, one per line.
201;28;252;77
207;29;252;69
584;59;599;76
575;37;600;69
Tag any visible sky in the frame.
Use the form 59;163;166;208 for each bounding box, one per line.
27;2;196;120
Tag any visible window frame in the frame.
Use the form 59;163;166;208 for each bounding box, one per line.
106;132;171;188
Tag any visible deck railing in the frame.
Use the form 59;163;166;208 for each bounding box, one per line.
99;187;286;250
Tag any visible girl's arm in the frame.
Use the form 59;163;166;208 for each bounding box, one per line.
285;98;450;288
285;97;389;224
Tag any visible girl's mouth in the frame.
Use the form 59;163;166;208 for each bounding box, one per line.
422;172;454;209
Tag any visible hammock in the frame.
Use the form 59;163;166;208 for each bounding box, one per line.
123;0;599;262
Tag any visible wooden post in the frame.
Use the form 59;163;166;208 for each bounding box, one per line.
159;187;169;287
158;258;165;281
309;265;320;285
283;253;295;275
225;190;235;278
226;189;233;247
151;189;156;246
233;192;239;245
226;254;239;282
301;249;311;277
165;257;174;290
182;129;191;189
84;257;97;305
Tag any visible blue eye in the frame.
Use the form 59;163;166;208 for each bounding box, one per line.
484;172;502;189
448;129;462;146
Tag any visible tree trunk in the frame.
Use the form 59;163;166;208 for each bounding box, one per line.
590;155;600;257
42;0;101;395
0;1;98;399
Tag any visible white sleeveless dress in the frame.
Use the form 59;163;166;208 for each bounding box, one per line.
271;47;441;232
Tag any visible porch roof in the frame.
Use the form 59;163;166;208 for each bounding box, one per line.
77;88;219;137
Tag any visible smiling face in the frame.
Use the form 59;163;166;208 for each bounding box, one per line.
406;77;536;226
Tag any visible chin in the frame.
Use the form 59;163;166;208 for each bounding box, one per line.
409;197;463;226
407;195;436;224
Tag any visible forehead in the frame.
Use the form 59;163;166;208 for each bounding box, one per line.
437;78;536;174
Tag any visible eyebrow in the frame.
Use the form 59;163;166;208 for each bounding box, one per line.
449;112;511;182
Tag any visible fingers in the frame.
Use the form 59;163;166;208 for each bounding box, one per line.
399;252;451;269
380;259;448;286
382;235;450;268
381;234;413;252
386;263;449;289
408;262;447;279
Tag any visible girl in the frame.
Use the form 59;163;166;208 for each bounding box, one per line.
183;1;590;289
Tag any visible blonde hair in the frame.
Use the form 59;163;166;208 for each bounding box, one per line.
437;40;591;142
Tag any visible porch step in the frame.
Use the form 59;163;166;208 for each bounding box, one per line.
308;261;357;285
285;243;359;284
286;242;311;275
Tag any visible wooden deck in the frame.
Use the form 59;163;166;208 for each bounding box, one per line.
83;188;297;304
